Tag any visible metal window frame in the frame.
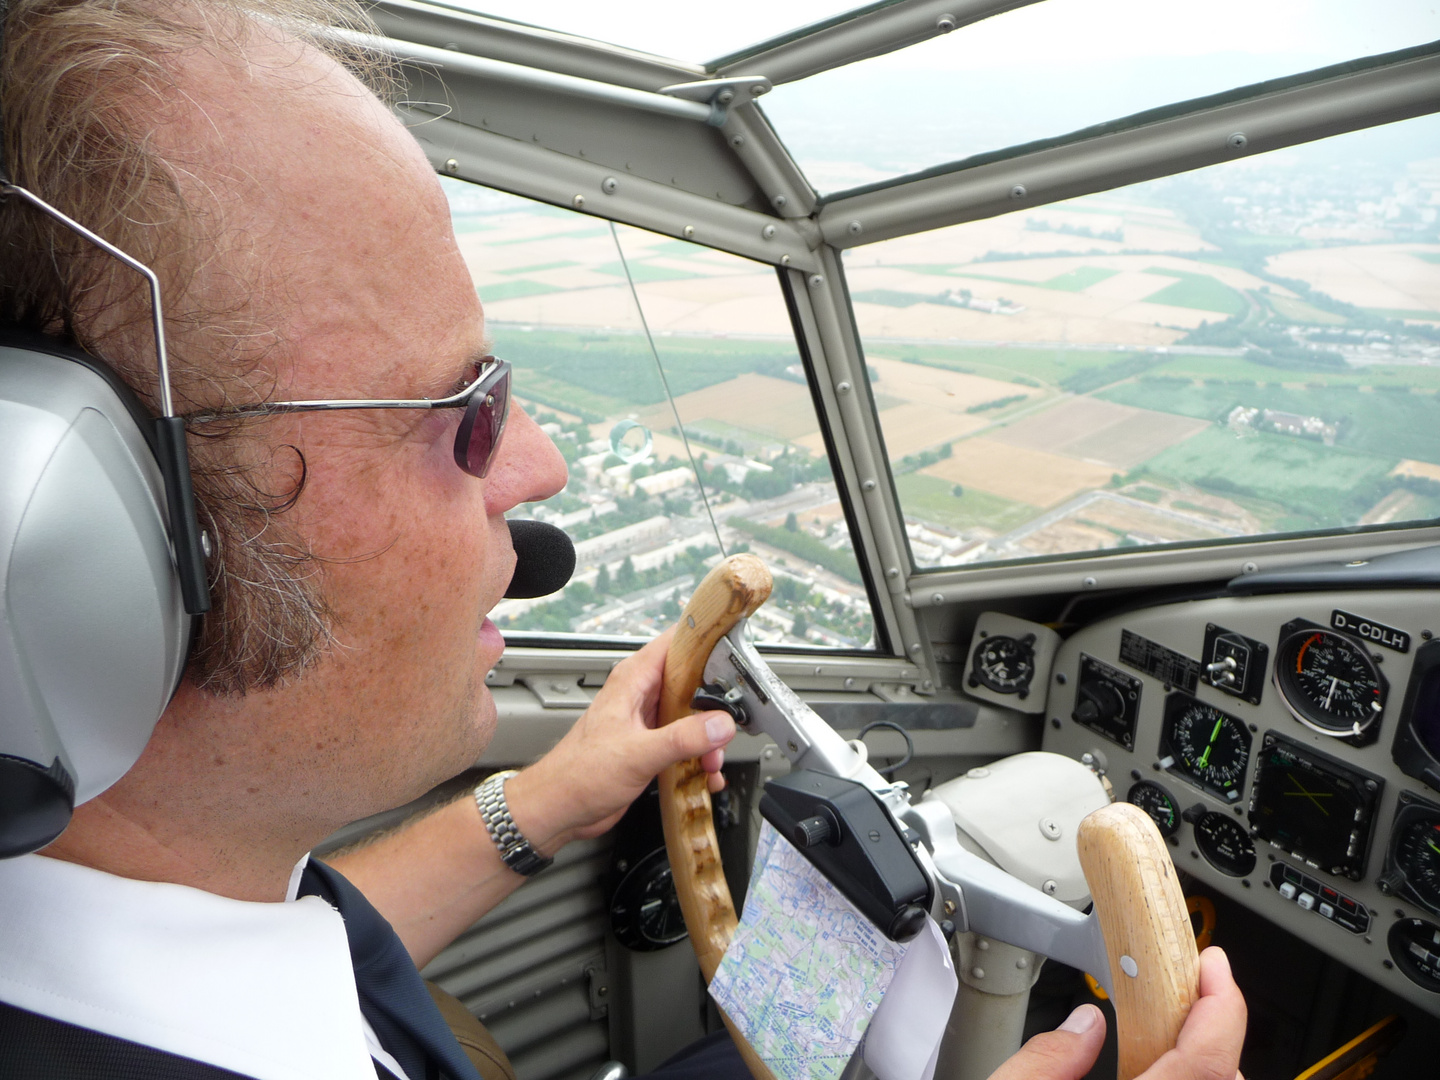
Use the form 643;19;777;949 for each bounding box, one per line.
378;1;1440;674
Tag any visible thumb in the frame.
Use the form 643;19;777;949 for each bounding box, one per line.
643;710;736;777
987;1005;1106;1080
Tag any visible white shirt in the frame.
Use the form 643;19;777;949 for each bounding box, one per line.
0;852;414;1080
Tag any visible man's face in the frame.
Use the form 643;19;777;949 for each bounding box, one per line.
140;35;567;834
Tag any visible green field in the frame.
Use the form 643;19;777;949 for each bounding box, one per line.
1145;353;1440;390
1143;269;1247;315
1140;427;1396;529
1265;295;1347;325
895;473;1037;532
496;325;804;408
1100;378;1440;464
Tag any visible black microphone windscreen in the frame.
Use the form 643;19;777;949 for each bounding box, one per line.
505;519;576;599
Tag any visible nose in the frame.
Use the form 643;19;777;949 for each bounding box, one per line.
483;401;569;516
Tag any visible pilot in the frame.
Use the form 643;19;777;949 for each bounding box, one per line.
0;2;1246;1079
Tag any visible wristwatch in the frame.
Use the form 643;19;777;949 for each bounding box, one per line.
474;770;554;877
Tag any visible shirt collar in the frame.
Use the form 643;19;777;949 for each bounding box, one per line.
0;852;377;1080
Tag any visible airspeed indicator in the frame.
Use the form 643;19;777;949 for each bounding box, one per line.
1161;693;1252;801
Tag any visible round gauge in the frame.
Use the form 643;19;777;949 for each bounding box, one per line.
1388;918;1440;993
1274;626;1385;740
970;633;1036;698
1127;780;1181;839
1194;811;1257;877
1388;798;1440;917
1161;694;1252;802
609;848;687;951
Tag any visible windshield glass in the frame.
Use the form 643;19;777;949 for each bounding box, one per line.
441;178;876;646
759;0;1440;192
849;114;1440;570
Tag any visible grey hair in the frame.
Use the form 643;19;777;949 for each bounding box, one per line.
0;0;397;693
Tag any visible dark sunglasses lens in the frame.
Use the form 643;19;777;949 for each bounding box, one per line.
460;366;509;477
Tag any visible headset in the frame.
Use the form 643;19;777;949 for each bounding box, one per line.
0;4;574;858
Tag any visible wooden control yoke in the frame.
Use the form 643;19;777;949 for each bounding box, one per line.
657;555;1199;1080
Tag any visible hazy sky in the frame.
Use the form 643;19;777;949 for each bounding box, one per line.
448;0;1438;68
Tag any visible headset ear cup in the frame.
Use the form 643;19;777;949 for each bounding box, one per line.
0;756;75;859
0;341;192;855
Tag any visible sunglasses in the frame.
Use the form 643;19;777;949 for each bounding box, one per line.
186;356;512;479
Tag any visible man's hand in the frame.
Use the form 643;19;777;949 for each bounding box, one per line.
505;626;736;855
988;947;1246;1080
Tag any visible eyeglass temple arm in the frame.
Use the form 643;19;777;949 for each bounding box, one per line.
0;181;211;614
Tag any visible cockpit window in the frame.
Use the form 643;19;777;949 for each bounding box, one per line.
441;178;876;647
759;0;1438;193
848;112;1440;569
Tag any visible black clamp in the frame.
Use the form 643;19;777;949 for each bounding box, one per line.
760;769;932;942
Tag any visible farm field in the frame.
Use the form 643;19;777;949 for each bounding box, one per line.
984;396;1209;469
894;474;1036;533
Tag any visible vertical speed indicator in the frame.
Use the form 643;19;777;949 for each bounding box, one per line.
1160;693;1253;802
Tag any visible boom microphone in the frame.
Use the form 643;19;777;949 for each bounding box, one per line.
505;519;576;599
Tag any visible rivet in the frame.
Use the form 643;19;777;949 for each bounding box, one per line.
780;254;791;265
836;380;852;394
971;967;985;979
773;194;788;209
847;220;863;235
572;194;585;208
862;478;876;490
601;176;619;194
751;83;767;96
1010;184;1027;200
1242;560;1258;574
683;225;695;238
808;274;825;288
444;158;459;174
844;677;855;689
932;592;944;605
909;643;923;654
814;666;824;676
762;224;777;240
977;939;989;951
936;14;956;32
886;567;900;578
717;89;735;105
1227;132;1248;150
921;679;933;690
1016;957;1028;970
1082;576;1097;588
730;134;746;148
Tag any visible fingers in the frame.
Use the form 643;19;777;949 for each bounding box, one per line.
987;1005;1106;1080
1139;947;1247;1080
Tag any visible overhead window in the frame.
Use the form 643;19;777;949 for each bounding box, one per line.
759;0;1439;192
845;113;1440;569
441;178;875;647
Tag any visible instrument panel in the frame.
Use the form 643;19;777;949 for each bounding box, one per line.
1039;589;1440;1016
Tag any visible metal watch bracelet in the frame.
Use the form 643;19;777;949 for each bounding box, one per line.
474;770;554;877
